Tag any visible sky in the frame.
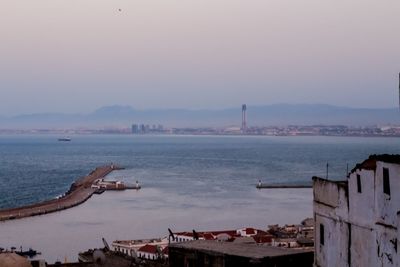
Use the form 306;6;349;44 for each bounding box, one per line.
0;0;400;115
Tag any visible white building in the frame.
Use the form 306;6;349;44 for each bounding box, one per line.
313;155;400;267
112;237;169;258
173;228;261;243
137;244;159;260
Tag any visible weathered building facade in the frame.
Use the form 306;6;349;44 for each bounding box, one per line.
313;155;400;267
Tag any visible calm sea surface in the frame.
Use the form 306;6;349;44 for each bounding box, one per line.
0;134;399;262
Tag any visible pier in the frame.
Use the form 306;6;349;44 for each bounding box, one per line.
256;181;312;189
0;165;123;222
256;184;312;189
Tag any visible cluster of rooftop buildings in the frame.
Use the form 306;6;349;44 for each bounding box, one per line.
111;222;314;266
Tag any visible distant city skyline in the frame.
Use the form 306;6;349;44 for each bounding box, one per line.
0;104;399;129
1;1;400;115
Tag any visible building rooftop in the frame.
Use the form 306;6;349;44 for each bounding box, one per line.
113;238;165;246
138;244;158;254
169;240;313;259
245;228;256;235
0;253;32;267
351;154;400;173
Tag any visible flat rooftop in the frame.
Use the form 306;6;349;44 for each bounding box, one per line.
169;240;313;259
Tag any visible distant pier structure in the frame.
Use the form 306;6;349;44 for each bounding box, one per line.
241;104;247;134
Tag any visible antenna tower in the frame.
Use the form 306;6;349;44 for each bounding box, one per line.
241;104;247;133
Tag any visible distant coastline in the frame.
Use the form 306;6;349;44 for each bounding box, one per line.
1;124;400;137
1;104;399;129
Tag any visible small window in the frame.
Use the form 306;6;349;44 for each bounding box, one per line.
383;168;390;196
320;224;325;246
357;174;362;193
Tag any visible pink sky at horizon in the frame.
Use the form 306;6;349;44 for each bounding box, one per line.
0;0;399;115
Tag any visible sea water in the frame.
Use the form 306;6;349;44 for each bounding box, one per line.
0;134;398;262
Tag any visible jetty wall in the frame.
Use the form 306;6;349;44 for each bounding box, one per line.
0;165;121;221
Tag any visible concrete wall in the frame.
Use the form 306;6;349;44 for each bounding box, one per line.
374;224;397;267
314;159;400;267
314;214;349;267
313;177;350;267
350;225;376;267
348;169;375;228
313;178;348;220
398;212;400;266
375;162;400;227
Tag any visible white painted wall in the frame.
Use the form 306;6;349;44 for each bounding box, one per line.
138;251;157;260
314;214;349;267
313;159;400;267
375;162;400;228
173;235;195;243
348;169;375;228
313;177;350;267
374;225;397;267
350;225;376;267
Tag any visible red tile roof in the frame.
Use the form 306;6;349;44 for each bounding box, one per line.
245;228;256;235
210;230;238;237
253;235;273;244
202;233;214;240
175;230;239;240
174;228;265;239
138;244;158;254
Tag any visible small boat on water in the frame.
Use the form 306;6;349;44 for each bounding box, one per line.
58;137;71;142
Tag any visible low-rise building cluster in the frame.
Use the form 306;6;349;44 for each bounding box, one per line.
112;222;314;264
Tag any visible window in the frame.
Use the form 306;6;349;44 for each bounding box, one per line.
383;167;390;196
320;224;325;246
357;174;362;193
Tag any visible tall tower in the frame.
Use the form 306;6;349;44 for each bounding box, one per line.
241;104;247;133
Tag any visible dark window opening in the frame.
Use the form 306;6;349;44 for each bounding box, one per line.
320;224;325;246
383;168;390;196
357;174;362;193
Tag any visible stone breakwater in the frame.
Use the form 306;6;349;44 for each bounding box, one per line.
0;165;122;221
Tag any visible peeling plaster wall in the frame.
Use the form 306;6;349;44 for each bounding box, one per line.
375;225;397;266
314;160;400;267
397;213;400;264
375;162;400;228
350;225;376;267
349;169;375;228
313;178;348;219
314;214;349;267
313;178;349;267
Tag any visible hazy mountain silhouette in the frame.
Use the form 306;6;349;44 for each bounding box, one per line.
0;104;399;129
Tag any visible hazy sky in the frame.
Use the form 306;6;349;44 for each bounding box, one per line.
1;0;400;115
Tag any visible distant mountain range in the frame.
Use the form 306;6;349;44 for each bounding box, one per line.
0;104;399;129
